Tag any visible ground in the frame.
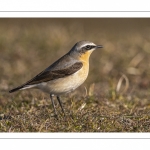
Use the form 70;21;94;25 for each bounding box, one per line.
0;18;150;132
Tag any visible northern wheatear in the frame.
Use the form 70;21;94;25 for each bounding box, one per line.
9;40;103;116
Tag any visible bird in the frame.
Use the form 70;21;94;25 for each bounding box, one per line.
9;40;103;116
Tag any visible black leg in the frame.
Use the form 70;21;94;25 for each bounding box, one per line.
57;96;65;116
50;94;57;117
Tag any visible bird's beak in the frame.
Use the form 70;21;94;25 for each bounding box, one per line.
96;45;103;48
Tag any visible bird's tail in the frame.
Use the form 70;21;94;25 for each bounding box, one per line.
9;84;25;93
9;84;36;93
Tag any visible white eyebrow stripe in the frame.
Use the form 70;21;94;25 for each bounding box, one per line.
81;43;96;48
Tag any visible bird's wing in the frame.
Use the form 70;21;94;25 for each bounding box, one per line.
9;54;83;93
9;55;83;93
26;61;83;85
25;54;83;85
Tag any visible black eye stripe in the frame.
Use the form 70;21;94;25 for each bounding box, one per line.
85;45;95;50
86;45;91;49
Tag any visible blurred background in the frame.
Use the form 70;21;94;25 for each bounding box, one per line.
0;18;150;98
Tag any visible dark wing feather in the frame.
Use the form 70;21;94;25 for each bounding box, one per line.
26;62;83;85
9;53;83;93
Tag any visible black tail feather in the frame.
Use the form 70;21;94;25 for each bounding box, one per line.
9;85;24;93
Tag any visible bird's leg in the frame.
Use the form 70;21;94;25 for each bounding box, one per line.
57;96;65;116
50;94;57;117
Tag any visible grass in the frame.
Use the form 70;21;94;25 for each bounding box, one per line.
0;18;150;132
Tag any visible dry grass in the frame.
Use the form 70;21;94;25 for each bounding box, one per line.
0;18;150;132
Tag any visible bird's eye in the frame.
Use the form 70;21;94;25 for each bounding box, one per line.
85;45;91;49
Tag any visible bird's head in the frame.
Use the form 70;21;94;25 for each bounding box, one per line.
69;40;103;61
